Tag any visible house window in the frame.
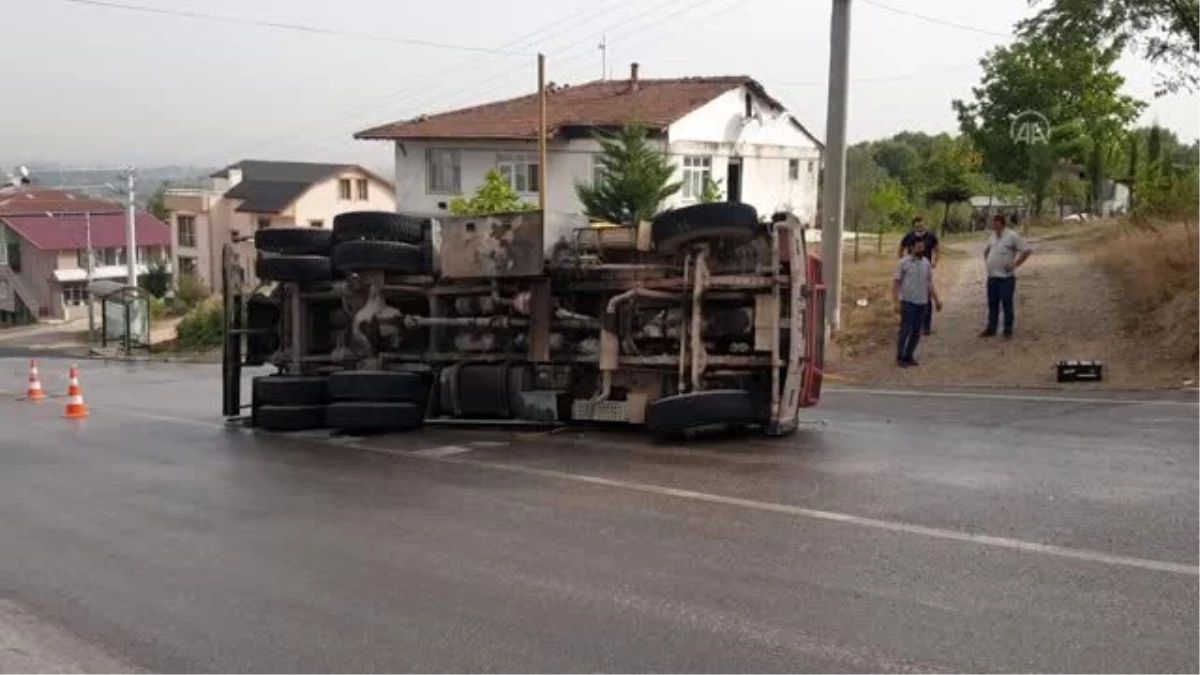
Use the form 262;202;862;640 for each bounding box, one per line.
426;149;462;194
309;219;324;228
496;152;539;194
807;160;815;174
6;243;19;273
257;217;271;230
788;159;800;180
339;179;352;200
76;249;94;269
591;155;606;186
62;286;88;307
177;256;197;277
177;214;196;248
96;248;123;267
356;179;369;200
681;156;712;200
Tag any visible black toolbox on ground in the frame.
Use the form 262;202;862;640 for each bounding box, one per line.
1056;360;1104;383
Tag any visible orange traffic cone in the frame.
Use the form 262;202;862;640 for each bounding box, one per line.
63;364;89;420
26;359;45;402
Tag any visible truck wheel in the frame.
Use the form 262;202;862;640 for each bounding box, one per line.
256;255;333;283
651;203;760;255
255;404;326;432
332;211;426;245
255;228;332;256
253;375;328;406
327;370;427;403
645;389;762;435
331;241;423;274
326;402;423;433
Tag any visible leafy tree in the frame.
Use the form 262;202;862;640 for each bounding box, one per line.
147;181;170;221
449;169;536;215
868;178;914;233
1048;175;1089;217
575;124;681;223
953;34;1144;215
699;177;724;203
139;258;173;298
846;143;889;260
923;135;983;234
175;272;209;310
1019;0;1199;96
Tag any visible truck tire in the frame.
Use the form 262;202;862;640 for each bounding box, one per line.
327;370;426;403
255;404;326;432
256;255;333;283
456;363;512;419
255;228;332;256
326;402;423;433
645;389;762;435
651;203;760;255
332;211;426;245
331;240;423;274
253;375;328;406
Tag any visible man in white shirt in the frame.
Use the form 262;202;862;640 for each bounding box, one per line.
980;214;1033;338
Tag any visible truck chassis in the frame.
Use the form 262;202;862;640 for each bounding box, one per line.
222;204;824;436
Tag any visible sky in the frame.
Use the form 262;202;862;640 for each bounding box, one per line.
2;0;1196;174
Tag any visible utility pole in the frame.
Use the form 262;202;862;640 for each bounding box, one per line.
820;0;851;333
537;53;548;210
85;211;95;339
125;168;138;287
598;34;608;80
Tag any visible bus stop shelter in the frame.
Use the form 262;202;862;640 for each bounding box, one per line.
87;280;150;354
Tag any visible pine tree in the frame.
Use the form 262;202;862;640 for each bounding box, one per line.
575;124;682;224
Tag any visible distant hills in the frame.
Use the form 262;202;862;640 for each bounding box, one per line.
5;163;216;207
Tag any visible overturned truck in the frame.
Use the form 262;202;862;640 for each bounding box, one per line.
222;203;825;436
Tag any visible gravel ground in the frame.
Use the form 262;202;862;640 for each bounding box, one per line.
836;234;1195;390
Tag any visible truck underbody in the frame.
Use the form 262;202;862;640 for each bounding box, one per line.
222;204;825;436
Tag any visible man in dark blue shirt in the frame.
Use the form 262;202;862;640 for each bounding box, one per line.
898;216;940;335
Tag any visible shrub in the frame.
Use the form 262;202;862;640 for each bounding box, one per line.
175;273;210;310
149;297;167;321
176;296;224;350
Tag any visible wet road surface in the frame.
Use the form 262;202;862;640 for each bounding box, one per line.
0;357;1196;672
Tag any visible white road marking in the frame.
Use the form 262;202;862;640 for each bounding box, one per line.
101;406;1199;577
428;455;1199;577
412;444;475;457
826;387;1198;407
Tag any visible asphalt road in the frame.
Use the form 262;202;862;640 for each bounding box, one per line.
0;357;1196;673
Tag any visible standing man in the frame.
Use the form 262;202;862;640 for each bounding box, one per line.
980;213;1033;339
894;237;943;367
898;216;940;335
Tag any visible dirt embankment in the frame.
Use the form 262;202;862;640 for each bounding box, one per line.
831;222;1197;391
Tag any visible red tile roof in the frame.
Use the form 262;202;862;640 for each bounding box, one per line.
356;76;796;141
0;187;123;216
1;212;171;251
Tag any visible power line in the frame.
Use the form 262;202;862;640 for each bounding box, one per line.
773;63;980;86
859;0;1010;38
235;0;708;161
57;0;530;56
196;0;654;163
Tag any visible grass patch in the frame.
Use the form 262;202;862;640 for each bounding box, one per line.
1088;220;1198;365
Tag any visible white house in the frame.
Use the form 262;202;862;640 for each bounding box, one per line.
355;64;823;228
163;160;396;292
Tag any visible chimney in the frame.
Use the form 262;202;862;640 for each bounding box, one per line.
630;62;640;92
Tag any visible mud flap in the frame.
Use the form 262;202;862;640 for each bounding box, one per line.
801;254;825;408
222;243;243;418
